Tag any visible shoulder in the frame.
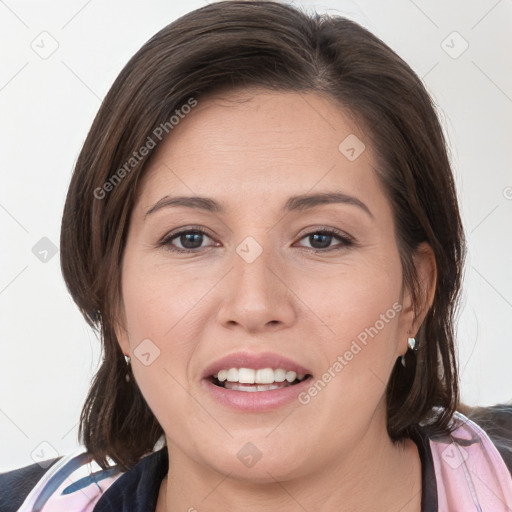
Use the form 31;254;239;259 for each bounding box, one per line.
423;404;512;509
458;402;512;474
0;445;167;512
0;450;125;512
0;457;61;512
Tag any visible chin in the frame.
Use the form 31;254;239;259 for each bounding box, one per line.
202;443;309;484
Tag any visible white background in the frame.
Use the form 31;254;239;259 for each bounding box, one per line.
1;0;511;471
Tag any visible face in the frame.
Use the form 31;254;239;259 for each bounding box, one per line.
116;89;431;482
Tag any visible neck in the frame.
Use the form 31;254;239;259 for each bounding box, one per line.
157;421;422;512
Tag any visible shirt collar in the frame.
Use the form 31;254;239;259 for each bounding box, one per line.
94;447;168;512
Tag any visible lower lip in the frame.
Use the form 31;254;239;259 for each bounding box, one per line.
202;377;313;411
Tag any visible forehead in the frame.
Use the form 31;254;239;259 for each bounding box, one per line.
135;89;383;213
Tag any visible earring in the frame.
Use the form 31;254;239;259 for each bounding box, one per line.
125;354;131;383
400;337;417;367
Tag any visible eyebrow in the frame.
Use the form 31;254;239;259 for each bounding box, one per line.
145;191;373;219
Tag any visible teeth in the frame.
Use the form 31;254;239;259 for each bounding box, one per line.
274;369;286;382
225;383;290;392
256;368;275;383
226;368;238;382
239;368;255;384
215;368;307;384
285;371;297;383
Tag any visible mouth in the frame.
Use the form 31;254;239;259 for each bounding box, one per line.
206;368;313;392
201;352;314;409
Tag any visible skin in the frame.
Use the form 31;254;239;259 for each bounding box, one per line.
115;88;437;512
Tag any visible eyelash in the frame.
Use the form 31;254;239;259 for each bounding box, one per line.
158;226;355;254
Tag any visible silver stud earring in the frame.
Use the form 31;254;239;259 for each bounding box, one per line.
125;354;131;382
401;337;417;367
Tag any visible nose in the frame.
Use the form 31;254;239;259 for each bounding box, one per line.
216;241;297;334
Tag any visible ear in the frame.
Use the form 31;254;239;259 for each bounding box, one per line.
399;242;437;346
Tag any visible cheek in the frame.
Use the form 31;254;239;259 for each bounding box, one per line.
298;254;404;399
119;252;237;424
121;254;217;343
302;252;403;338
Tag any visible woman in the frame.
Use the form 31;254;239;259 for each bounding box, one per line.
1;1;511;511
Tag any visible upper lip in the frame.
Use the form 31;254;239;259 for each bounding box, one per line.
201;351;313;379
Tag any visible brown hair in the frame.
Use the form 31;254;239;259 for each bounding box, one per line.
60;0;466;471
